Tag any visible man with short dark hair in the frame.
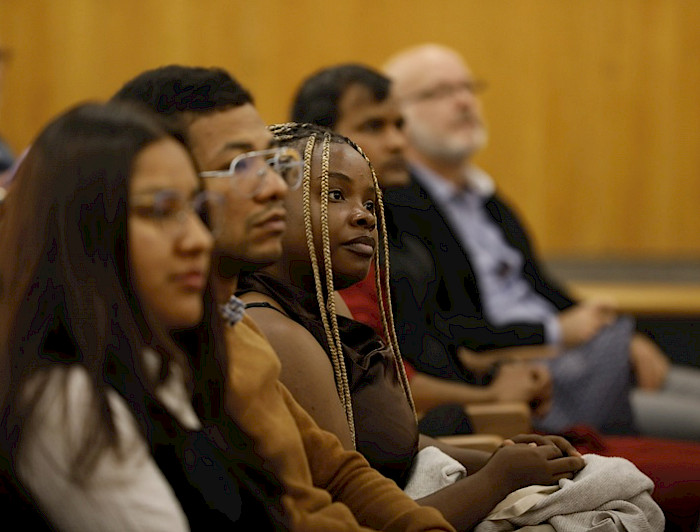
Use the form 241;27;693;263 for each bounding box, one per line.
113;65;453;531
115;66;292;284
292;64;409;189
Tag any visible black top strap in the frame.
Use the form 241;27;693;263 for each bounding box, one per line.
245;302;286;315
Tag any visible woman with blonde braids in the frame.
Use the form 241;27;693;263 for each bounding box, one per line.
237;123;585;531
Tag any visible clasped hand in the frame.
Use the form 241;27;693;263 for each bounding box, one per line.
483;434;585;494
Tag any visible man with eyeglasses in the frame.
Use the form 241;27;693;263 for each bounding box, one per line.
382;43;700;441
112;65;453;531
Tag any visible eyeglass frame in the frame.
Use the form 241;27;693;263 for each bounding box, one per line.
198;146;303;196
402;79;488;104
130;188;226;238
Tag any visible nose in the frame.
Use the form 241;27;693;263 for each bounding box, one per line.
350;205;377;231
179;210;214;256
254;167;288;202
454;84;479;110
386;124;406;153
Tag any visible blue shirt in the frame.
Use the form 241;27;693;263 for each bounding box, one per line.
411;162;561;344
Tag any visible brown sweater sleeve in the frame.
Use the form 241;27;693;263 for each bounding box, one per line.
279;384;455;532
226;316;452;531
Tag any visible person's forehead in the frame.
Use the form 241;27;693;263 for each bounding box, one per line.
187;104;272;167
339;84;379;115
420;55;471;88
321;143;371;179
338;84;397;125
394;50;473;95
439;54;472;79
130;138;197;191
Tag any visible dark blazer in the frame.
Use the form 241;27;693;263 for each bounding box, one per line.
384;172;575;381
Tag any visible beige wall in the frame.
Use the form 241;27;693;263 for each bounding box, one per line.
2;0;699;258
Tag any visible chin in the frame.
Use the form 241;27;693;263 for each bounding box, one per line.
334;269;370;291
165;309;204;331
234;242;282;270
240;253;281;272
462;127;488;155
252;243;284;263
379;169;411;189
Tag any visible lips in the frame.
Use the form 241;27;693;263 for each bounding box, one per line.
254;210;287;233
453;113;482;129
342;235;376;257
172;269;207;291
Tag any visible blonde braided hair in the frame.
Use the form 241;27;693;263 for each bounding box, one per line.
269;123;417;444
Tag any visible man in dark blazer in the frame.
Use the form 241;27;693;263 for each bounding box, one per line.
382;44;620;372
382;44;700;440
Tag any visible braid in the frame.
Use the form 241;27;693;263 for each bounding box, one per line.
337;133;417;417
374;184;416;418
319;132;356;444
358;150;417;419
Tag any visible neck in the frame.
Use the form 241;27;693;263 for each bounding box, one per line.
406;145;471;187
262;256;320;295
213;255;240;304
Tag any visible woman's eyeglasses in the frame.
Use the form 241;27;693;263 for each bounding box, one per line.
131;189;225;238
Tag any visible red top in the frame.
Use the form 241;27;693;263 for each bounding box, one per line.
339;262;416;381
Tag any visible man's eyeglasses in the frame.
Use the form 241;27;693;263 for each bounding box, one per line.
199;147;303;197
131;189;225;238
405;79;488;104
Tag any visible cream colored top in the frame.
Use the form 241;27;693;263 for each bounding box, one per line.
16;363;192;531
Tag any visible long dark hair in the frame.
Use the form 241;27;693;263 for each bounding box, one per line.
0;101;228;481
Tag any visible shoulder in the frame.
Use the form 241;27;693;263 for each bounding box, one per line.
239;291;308;341
242;292;331;366
19;365;98;439
18;365;144;470
238;290;287;315
16;365;189;531
240;295;354;448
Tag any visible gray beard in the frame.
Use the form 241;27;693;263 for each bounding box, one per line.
409;125;488;166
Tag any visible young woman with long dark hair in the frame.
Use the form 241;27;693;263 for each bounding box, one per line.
0;101;282;530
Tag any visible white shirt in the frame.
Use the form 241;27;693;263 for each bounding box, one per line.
16;362;196;531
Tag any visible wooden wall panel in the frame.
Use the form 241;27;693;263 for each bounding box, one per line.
1;0;699;258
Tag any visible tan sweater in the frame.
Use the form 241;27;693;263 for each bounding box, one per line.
226;314;454;531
